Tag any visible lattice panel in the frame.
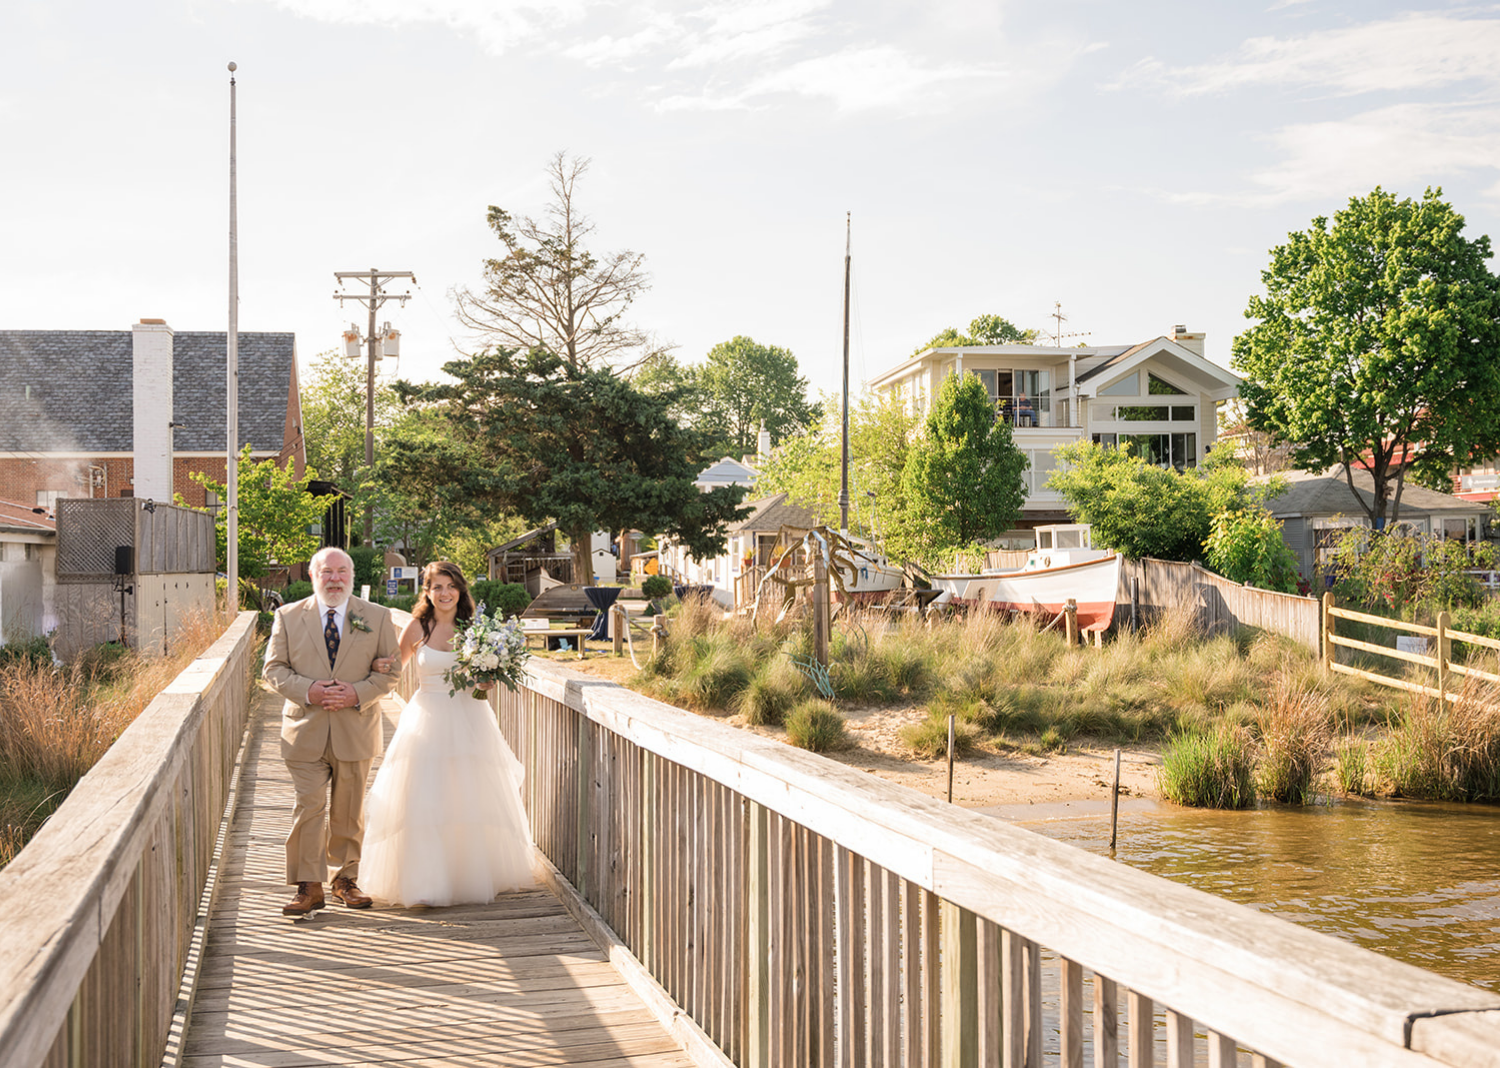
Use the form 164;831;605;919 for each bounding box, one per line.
56;499;137;576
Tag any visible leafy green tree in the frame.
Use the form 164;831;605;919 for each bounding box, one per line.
914;313;1038;355
387;347;749;583
695;336;818;455
453;152;662;372
1232;187;1500;527
185;445;336;579
1204;510;1301;593
298;348;403;541
894;373;1028;567
756;391;918;547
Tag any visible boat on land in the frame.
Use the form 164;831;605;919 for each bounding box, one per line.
930;524;1122;632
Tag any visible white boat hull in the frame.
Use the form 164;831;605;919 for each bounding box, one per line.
932;554;1122;632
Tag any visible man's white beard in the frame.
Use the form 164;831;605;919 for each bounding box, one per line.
318;586;351;608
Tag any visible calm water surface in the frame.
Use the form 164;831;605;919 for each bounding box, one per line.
986;797;1500;991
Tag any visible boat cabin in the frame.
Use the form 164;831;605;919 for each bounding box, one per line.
1026;524;1109;570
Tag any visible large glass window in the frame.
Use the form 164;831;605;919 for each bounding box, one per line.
1118;433;1197;471
1107;405;1196;422
1099;372;1139;397
1148;373;1187;395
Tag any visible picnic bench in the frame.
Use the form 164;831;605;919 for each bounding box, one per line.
518;618;591;658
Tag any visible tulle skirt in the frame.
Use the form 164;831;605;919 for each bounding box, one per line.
361;684;534;906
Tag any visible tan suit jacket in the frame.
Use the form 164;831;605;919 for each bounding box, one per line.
264;596;400;762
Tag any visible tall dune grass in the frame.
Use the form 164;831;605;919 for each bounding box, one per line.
0;611;223;866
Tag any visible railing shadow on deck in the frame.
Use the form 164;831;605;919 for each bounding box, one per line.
499;659;1500;1068
0;612;259;1068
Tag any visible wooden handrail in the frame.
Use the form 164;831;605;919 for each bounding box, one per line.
497;661;1500;1067
0;613;259;1068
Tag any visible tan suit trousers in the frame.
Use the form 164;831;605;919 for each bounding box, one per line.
285;731;373;885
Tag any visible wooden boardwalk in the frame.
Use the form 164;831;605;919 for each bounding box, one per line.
180;686;694;1068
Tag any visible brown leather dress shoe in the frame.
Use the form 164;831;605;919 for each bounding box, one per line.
282;881;325;916
331;874;373;909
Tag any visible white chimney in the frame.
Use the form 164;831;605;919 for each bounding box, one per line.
132;319;175;503
757;422;772;461
1171;324;1205;357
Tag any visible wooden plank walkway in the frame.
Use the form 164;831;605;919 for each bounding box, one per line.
180;685;695;1068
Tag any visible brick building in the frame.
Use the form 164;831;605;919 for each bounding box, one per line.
0;319;304;510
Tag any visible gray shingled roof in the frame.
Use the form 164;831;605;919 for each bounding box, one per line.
1261;468;1485;519
729;492;819;534
0;330;294;453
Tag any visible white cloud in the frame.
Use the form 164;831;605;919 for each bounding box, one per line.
263;0;591;53
1114;13;1500;97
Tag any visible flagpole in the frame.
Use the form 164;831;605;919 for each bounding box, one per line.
226;61;239;613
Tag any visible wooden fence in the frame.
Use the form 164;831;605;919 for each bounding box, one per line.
1322;593;1500;704
496;661;1500;1067
0;612;258;1068
1117;557;1322;653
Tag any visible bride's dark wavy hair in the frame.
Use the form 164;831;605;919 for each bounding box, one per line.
411;561;476;643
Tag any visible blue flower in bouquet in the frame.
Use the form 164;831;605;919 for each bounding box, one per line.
443;602;531;699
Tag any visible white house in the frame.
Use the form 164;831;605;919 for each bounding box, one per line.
0;497;58;644
868;325;1241;524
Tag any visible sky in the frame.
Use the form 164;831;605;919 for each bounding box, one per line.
5;0;1500;405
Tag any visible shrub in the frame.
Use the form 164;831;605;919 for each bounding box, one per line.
901;710;978;759
1255;676;1331;804
676;637;755;712
1158;726;1256;808
283;580;313;603
0;636;52;671
1378;678;1500;801
1205;508;1301;593
385;594;418;613
469;580;530;618
736;655;808;727
349;545;382;592
642;574;673;600
784;699;846;752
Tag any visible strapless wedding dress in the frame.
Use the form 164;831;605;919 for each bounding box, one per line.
361;645;533;906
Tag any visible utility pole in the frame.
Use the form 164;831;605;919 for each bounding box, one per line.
333;269;414;544
227;62;240;611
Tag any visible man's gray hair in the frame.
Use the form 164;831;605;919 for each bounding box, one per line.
310;546;354;574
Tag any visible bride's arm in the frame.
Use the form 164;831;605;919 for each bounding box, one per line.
374;619;423;675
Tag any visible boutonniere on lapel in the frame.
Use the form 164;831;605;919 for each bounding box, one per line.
349;614;371;633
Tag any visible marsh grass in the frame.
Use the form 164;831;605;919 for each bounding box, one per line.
635;599;1402;783
784;699;846;752
1158;725;1257;809
1255;676;1332;804
1333;735;1371;796
0;610;222;866
1377;674;1500;801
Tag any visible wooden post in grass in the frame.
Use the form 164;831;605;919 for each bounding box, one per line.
947;714;956;804
1438;610;1451;705
1064;598;1079;647
611;605;623;657
1323;591;1335;672
1110;748;1121;851
813;548;830;670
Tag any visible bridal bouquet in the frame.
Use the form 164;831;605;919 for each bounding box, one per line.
443;602;530;699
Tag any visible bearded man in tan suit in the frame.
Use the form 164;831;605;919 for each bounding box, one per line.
264;547;400;916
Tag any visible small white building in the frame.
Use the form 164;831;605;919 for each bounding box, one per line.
868;326;1241;523
0;497;58;645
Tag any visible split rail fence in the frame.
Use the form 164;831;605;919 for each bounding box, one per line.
0;612;257;1068
1322;592;1500;704
497;662;1500;1067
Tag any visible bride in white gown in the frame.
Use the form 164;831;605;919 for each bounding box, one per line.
361;561;534;906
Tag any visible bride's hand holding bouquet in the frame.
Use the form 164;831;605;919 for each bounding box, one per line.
443;602;530;700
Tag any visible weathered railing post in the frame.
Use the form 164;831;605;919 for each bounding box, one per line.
940;903;977;1067
576;718;592;897
1065;598;1079;647
746;801;771;1068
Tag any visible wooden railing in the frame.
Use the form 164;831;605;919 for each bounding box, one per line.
0;612;258;1068
1322;592;1500;704
498;661;1500;1067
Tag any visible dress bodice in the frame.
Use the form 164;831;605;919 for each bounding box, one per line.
414;644;457;689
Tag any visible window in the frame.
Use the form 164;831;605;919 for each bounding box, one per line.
1118;433;1198;471
1098;373;1139;397
35;490;64;509
1148;373;1187;395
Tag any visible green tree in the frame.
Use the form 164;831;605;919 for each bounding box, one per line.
1204;509;1301;593
387;347;749;583
453;152;663;372
756;391;918;547
696;336;818;455
1232;187;1500;527
298;348;404;542
913;313;1038;355
894;373;1028;567
185;446;336;579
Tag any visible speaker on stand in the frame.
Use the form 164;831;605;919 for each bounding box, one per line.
112;546;134;647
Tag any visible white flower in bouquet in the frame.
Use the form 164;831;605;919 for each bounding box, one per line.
443;601;531;699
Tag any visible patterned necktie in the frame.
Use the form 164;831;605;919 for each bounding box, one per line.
324;609;340;668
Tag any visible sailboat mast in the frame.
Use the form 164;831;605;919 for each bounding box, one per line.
839;213;851;535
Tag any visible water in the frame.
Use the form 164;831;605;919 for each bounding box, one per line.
985;797;1500;991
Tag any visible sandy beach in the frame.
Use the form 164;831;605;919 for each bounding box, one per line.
558;649;1164;809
